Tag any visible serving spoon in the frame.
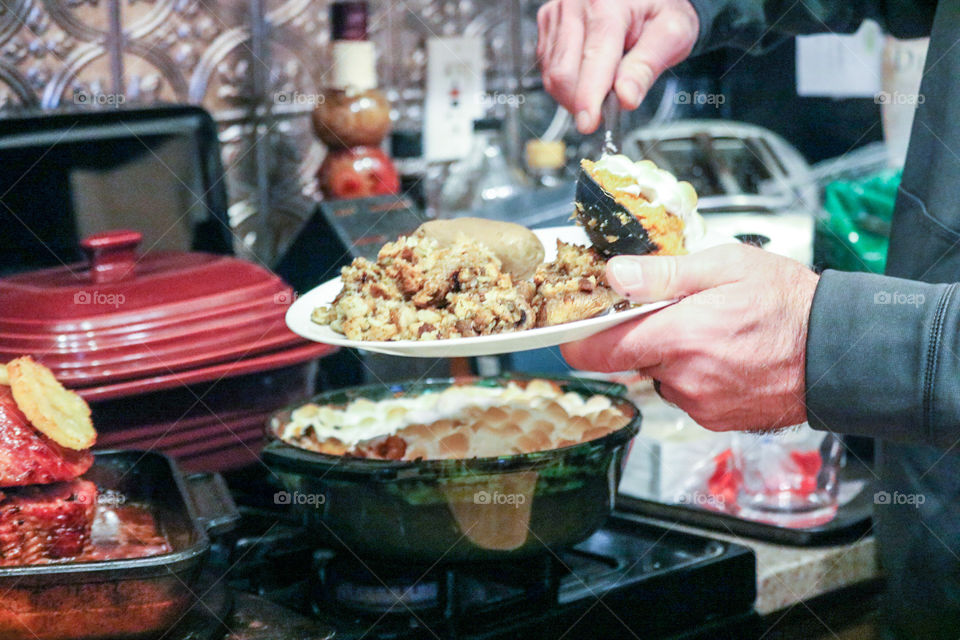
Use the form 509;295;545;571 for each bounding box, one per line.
574;93;660;257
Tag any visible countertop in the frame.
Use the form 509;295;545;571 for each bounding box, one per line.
652;518;880;615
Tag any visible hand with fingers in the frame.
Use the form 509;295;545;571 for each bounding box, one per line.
561;244;820;432
536;0;700;134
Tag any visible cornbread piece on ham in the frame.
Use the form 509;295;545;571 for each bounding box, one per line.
0;479;96;565
0;386;93;487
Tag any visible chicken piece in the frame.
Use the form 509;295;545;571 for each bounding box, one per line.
536;288;623;326
532;241;625;326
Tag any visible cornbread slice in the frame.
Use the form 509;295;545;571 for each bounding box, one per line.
577;155;700;256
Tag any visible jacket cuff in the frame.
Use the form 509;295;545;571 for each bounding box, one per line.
686;0;766;55
806;270;955;446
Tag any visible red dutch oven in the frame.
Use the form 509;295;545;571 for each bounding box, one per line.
0;230;335;471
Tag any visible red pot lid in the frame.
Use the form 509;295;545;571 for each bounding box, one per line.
0;230;330;387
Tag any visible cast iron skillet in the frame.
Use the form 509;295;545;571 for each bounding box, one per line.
262;374;641;564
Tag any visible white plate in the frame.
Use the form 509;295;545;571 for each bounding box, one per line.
285;226;737;358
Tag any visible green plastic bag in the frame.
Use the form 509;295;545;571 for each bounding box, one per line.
814;169;902;273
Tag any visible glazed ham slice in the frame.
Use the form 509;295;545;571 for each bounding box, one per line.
0;386;93;487
0;479;96;565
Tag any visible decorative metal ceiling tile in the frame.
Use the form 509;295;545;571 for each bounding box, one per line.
0;0;546;264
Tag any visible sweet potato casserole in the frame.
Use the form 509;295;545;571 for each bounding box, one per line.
278;378;630;460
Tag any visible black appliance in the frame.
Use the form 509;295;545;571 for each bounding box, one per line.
0;106;232;276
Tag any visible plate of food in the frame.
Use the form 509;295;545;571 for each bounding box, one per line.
286;154;738;358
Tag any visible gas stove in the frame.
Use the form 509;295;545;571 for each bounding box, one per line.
166;484;757;640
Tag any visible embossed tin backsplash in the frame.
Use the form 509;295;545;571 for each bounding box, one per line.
0;0;543;264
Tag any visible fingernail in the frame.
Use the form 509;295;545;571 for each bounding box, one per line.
616;78;641;108
575;110;592;133
608;257;645;297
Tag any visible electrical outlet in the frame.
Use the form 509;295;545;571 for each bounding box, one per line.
424;36;485;162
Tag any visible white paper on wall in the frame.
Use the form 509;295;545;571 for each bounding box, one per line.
795;20;883;98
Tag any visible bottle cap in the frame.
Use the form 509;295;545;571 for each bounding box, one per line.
331;1;368;41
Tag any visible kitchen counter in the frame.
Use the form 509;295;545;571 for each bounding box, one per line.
637;515;879;614
635;514;883;638
665;521;880;615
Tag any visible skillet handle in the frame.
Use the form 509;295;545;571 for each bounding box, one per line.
185;472;240;537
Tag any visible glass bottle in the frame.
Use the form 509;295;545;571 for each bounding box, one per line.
439;119;529;214
314;1;399;198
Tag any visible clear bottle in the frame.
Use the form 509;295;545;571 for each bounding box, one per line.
439;119;529;214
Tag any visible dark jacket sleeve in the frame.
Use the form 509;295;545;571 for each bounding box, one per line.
686;0;935;55
805;269;960;448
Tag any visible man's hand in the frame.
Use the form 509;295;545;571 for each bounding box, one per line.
536;0;699;134
562;244;820;432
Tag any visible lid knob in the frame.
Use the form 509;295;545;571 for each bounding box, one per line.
81;230;141;284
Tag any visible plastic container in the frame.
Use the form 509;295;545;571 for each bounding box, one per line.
733;425;845;527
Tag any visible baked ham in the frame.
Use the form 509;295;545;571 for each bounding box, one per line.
0;382;97;565
0;479;96;565
0;386;93;487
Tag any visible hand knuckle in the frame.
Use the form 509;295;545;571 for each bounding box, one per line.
594;352;623;372
586;0;612;10
661;257;681;296
661;16;692;39
622;59;655;82
545;68;575;91
536;4;552;26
